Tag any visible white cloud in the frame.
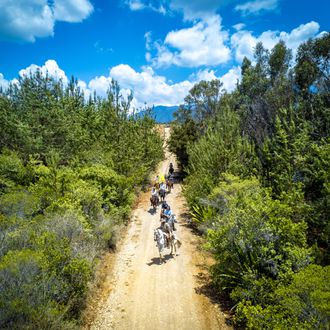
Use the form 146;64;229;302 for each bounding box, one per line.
189;67;241;92
281;21;321;51
235;0;279;16
145;52;152;61
231;21;320;62
88;75;112;97
94;41;113;53
125;0;234;20
190;69;218;81
77;80;91;99
54;0;93;23
127;0;146;11
0;57;244;109
0;73;9;90
0;0;54;42
231;30;258;62
233;23;246;31
219;66;241;91
0;0;93;42
76;65;191;108
144;31;153;51
19;60;69;85
125;0;167;14
1;60;187;108
82;64;241;108
151;15;231;68
108;64;193;107
169;0;234;20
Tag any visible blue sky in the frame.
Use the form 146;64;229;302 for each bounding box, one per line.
0;0;329;108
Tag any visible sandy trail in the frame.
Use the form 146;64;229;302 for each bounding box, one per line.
88;127;230;330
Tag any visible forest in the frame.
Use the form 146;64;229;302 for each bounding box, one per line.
0;76;163;328
1;32;329;330
168;33;330;329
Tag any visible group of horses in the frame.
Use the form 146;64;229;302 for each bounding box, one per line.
150;176;174;209
150;164;181;264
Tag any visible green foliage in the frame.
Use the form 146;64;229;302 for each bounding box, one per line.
236;265;330;329
184;106;259;204
268;40;292;83
169;34;330;327
168;79;225;168
0;249;79;329
206;175;310;302
0;72;163;328
168;117;198;168
0;149;28;191
261;107;310;196
303;139;330;263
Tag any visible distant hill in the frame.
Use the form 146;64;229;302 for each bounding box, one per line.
136;105;179;123
153;105;178;123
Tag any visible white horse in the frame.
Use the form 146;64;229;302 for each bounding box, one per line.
167;232;182;256
154;228;166;264
166;214;177;231
154;228;182;264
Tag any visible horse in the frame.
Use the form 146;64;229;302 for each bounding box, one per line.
166;178;174;193
154;228;165;264
159;188;166;201
167;232;182;256
154;228;182;263
150;194;159;209
166;214;177;231
169;163;174;176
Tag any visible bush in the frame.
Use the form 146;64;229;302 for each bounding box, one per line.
206;175;311;304
236;265;330;329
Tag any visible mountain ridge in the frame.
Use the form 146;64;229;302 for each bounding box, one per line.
136;105;178;123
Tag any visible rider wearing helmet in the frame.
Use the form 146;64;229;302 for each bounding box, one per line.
163;206;172;220
160;218;172;247
169;163;174;175
163;206;177;231
151;187;158;196
160;201;169;219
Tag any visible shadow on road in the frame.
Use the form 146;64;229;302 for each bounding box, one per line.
194;271;233;326
146;254;175;266
148;207;158;215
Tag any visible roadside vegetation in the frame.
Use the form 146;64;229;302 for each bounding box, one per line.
0;75;163;329
168;33;330;329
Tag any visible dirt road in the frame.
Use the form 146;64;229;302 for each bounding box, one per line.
87;127;231;330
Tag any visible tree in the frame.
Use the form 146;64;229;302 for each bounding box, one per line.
268;41;292;83
237;265;330;329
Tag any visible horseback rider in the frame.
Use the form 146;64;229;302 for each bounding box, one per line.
169;163;174;175
159;181;166;201
150;187;159;207
163;206;172;220
160;218;172;247
159;181;166;191
160;201;169;220
166;175;174;192
163;206;177;231
151;187;158;196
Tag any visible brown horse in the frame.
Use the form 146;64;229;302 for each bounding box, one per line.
150;194;159;209
159;188;166;201
166;179;174;193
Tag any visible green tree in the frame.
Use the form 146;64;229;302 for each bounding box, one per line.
237;264;330;329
